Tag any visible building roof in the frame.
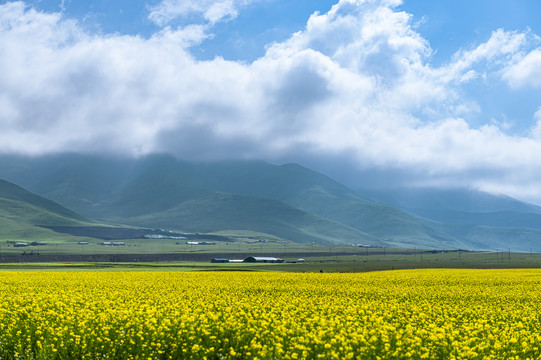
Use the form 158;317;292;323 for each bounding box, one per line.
243;256;284;262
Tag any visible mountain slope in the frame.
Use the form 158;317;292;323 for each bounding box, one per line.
120;156;454;246
365;187;541;231
0;179;92;241
102;156;462;246
0;179;86;221
433;222;541;252
365;187;541;215
123;192;383;245
2;154;541;250
365;187;541;251
0;154;428;245
73;159;382;244
0;155;384;244
409;209;541;230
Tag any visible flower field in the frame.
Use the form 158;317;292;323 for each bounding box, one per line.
0;269;540;359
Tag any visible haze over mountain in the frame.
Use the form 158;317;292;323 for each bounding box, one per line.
2;1;541;207
1;153;540;251
0;154;382;245
367;188;541;228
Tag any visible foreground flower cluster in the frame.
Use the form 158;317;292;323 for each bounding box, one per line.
0;269;540;359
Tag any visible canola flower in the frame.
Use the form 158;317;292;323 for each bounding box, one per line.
0;269;540;359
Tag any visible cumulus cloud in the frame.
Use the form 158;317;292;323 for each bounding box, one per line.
2;0;541;202
148;0;259;26
502;49;541;89
440;29;529;85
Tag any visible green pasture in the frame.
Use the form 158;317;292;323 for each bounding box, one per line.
1;244;541;272
4;240;308;256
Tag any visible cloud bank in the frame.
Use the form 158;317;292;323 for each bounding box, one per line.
1;0;541;201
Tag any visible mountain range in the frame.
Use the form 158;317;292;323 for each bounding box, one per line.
0;153;540;251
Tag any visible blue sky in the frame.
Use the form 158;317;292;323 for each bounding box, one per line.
25;0;338;60
2;0;541;202
24;0;541;63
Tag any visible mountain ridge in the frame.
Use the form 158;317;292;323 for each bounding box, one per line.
0;153;540;251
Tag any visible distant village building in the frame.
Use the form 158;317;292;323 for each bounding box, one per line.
14;242;28;247
243;256;284;263
101;241;125;246
187;241;216;245
144;234;187;240
30;242;46;246
210;256;284;263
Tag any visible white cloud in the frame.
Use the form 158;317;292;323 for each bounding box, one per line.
204;1;238;24
2;0;541;202
268;0;430;73
151;24;210;47
436;29;529;86
530;107;541;138
148;0;258;26
148;0;203;26
502;49;541;89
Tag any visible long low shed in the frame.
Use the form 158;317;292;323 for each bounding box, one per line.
243;256;284;263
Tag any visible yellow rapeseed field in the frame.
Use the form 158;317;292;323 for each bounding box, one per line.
0;269;540;359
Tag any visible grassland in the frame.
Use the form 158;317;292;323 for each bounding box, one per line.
1;222;540;272
1;236;541;273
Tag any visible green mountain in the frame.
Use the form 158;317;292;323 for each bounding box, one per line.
365;187;541;251
76;156;383;245
125;192;382;245
110;156;461;246
0;155;382;245
0;179;91;241
0;154;413;245
1;154;541;250
183;162;464;249
365;188;541;214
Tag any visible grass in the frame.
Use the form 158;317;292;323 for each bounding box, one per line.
0;236;381;256
1;244;541;272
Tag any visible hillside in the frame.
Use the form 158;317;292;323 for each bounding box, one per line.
365;187;541;251
107;156;458;247
1;154;541;250
0;154;444;246
0;179;92;241
123;192;382;245
0;179;87;221
365;187;541;215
